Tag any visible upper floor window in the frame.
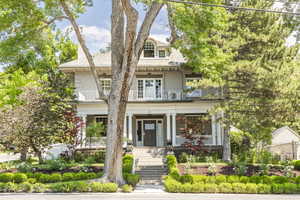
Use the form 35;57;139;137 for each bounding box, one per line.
100;79;111;95
158;50;166;58
137;78;162;100
143;42;155;57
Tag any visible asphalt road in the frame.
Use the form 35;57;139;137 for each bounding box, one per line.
1;193;300;200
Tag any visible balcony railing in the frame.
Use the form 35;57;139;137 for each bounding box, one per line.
76;89;222;102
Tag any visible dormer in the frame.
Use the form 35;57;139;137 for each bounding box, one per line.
142;38;169;58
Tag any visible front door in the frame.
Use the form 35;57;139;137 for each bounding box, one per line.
143;120;157;146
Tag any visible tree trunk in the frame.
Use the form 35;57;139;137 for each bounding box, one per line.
20;148;27;162
222;124;231;162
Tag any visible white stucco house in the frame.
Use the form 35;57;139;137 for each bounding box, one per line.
268;126;300;160
59;38;224;149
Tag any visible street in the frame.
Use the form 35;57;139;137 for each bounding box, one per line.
1;193;300;200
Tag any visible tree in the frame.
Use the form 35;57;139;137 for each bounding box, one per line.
0;0;163;184
168;0;300;161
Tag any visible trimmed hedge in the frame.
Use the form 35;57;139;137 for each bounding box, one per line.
164;177;300;194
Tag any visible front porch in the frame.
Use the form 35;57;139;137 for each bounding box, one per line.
78;112;223;149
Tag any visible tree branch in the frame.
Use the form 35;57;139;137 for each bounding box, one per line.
59;0;108;103
167;3;178;45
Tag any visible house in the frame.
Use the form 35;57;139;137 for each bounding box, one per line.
267;126;300;160
59;37;224;150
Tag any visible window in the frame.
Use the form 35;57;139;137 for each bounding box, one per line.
143;42;155;57
185;78;202;97
137;79;162;100
158;50;166;58
186;115;212;136
100;79;111;95
95;116;108;136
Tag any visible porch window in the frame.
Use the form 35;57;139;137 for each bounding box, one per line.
137;79;162;100
185;78;202;97
158;50;166;58
143;42;155;58
95;116;108;136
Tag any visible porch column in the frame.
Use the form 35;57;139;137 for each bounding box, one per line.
172;113;177;146
128;113;133;142
80;114;87;147
166;113;171;144
211;115;216;145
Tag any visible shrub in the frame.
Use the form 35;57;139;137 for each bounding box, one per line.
164;177;182;193
190;183;204;193
218;183;232;193
32;173;43;180
180;174;193;184
74;172;87;180
28;178;37;184
226;176;239;183
38;174;51;183
0;173;14;183
75;181;90;192
12;173;27;183
261;175;272;184
295;176;300;184
50;173;62;183
50;182;78;193
249;176;261;184
94;151;105;163
245;183;258;194
283;183;298;194
271;183;285;194
43;159;68;171
84;156;96;164
294;160;300;171
18;182;33;192
182;183;193;193
215;175;226;184
206;176;216;184
62;173;74;182
192;175;207;184
272;176;288;184
166;155;177;171
232;183;247;193
123;155;134;174
122;184;133;193
204;183;218;193
32;183;47;193
178;153;189;163
257;184;271;194
17;162;33;173
124;173;140;187
239;176;249;184
90;182;118;192
169;168;180;181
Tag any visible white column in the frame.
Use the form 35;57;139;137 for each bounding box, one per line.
80;114;87;147
172;113;177;146
211;115;216;145
166;113;171;144
128;113;133;142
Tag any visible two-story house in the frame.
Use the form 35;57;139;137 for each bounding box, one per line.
59;38;224;149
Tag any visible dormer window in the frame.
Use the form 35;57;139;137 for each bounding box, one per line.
143;41;155;58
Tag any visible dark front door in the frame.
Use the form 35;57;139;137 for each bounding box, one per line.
143;120;156;146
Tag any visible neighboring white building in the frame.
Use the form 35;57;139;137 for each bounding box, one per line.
59;38;224;149
268;126;300;160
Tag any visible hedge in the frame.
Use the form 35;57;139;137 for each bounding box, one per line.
0;181;118;193
164;176;300;194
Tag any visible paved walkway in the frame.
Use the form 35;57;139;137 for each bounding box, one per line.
0;153;19;162
1;193;300;200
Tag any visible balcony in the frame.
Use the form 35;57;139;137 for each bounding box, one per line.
76;89;222;102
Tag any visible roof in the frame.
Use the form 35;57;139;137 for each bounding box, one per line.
59;38;186;69
272;126;300;139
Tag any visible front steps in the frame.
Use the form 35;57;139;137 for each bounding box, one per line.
133;147;167;185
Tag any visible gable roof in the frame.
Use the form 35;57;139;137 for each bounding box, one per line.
272;126;300;139
59;38;186;69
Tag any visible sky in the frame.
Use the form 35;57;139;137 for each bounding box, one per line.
58;1;170;54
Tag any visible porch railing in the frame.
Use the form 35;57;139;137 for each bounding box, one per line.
76;89;222;102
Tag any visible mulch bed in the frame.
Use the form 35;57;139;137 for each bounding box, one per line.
178;164;300;176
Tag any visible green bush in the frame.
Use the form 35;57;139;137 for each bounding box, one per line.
124;173;140;187
261;175;272;184
62;173;74;182
121;184;133;193
17;162;33;173
295;176;300;184
239;176;249;184
123;154;134;174
180;174;193;184
215;175;226;184
74;181;90;192
192;175;207;184
272;176;288;184
0;182;18;192
164;177;182;193
94;151;105;163
190;183;204;193
218;183;232;193
38;174;51;183
0;173;14;183
245;183;258;194
178;152;189;163
257;184;271;194
18;182;32;192
50;173;62;183
283;183;298;194
90;182;118;192
271;183;285;194
206;176;216;184
232;183;247;193
32;183;47;193
28;178;37;184
84;156;96;164
182;183;193;193
169;168;180;181
204;183;218;193
43;159;68;171
50;182;86;193
166;155;177;171
293;160;300;171
226;175;239;183
12;173;27;183
249;176;261;184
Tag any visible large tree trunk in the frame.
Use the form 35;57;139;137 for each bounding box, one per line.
222;125;231;162
20;148;28;162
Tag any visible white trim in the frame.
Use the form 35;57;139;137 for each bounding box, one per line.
172;113;177;146
128;113;133;141
167;113;171;143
